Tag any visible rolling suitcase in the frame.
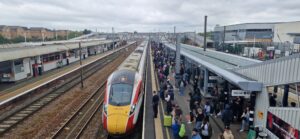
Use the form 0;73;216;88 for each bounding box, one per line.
164;115;172;127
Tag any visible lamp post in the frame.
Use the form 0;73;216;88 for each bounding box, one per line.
204;15;207;51
79;42;84;88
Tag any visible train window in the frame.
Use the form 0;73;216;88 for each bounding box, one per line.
109;83;133;106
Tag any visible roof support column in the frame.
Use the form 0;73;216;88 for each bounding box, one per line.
175;35;181;88
11;60;15;81
203;68;208;95
282;84;289;107
249;91;257;130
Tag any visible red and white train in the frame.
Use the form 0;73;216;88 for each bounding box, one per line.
102;41;148;135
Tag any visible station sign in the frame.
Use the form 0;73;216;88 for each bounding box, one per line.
267;46;275;51
209;76;218;80
231;90;250;98
275;49;281;55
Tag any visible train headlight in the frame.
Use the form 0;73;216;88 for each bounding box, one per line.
103;104;108;114
129;105;136;115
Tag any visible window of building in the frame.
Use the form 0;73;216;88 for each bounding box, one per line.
14;59;24;73
0;61;12;73
62;53;67;59
42;53;61;63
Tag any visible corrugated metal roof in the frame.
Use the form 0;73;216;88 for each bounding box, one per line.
163;42;262;91
180;44;261;68
0;40;113;62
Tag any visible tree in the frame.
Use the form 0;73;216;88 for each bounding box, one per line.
198;31;212;39
57;35;65;40
10;36;25;43
83;29;92;34
0;34;10;44
68;31;83;39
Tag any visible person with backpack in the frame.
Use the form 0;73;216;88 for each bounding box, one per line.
200;117;212;139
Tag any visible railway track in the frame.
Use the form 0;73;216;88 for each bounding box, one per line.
0;46;126;136
50;81;106;139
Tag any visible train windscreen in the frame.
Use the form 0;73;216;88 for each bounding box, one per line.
109;83;133;106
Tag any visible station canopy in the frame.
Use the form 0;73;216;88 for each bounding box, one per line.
163;42;263;91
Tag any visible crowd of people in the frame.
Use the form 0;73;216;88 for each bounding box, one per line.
151;42;245;139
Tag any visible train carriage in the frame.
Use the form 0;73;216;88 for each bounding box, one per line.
102;41;148;135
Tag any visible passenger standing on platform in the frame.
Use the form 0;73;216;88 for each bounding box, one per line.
222;104;233;127
172;117;181;139
239;107;249;132
204;101;211;116
191;128;202;139
180;65;185;76
223;126;234;139
165;92;173;115
269;94;277;107
174;105;183;119
193;78;198;91
188;92;196;123
232;97;240;120
168;85;175;102
212;97;220;117
159;87;165;101
183;72;188;85
187;68;191;84
179;80;185;96
152;91;159;118
200;117;212;139
219;91;225;111
193;87;201;103
195;108;204;130
164;64;169;77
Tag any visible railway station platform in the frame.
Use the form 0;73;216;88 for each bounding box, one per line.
143;45;168;139
0;42;136;106
143;42;249;139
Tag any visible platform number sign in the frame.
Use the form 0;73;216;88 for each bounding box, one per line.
231;90;250;98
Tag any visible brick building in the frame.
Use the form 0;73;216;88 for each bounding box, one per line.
0;25;69;41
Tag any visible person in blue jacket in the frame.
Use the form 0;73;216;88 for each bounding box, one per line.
172;118;180;139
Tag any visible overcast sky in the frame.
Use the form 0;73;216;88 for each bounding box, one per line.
0;0;299;32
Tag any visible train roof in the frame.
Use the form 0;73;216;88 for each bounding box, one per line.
118;41;147;72
111;69;135;84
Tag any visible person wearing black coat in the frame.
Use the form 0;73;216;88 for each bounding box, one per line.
222;104;233;127
152;91;159;118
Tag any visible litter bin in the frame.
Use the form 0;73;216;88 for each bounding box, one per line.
257;132;268;139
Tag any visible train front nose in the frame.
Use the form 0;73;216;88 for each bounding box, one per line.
107;105;130;134
107;114;128;134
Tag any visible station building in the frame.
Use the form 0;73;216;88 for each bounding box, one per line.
213;21;300;55
0;39;120;82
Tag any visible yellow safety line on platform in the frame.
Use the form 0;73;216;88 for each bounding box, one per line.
150;48;170;139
